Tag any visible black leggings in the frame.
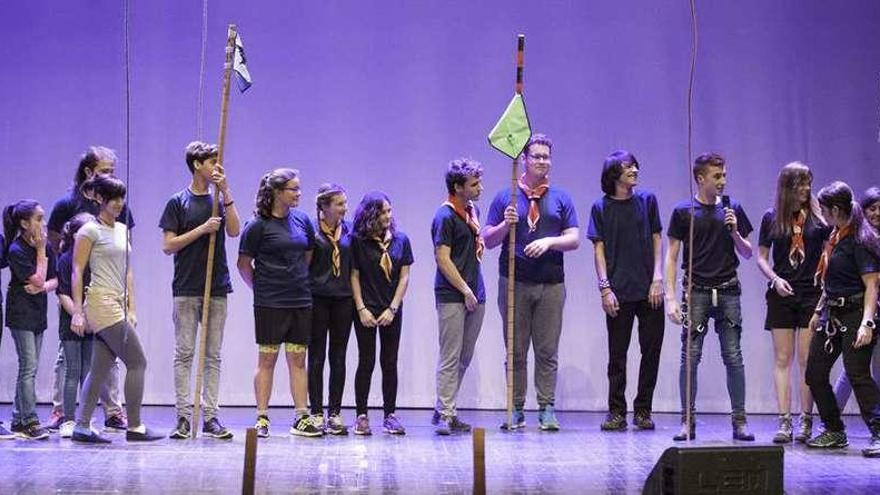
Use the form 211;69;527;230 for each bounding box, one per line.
308;296;353;415
354;309;402;416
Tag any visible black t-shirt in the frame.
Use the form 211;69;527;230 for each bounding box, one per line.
587;191;663;303
239;210;315;308
5;237;56;331
48;189;135;234
823;235;880;299
668;198;753;286
0;233;5;330
351;232;414;313
56;250;92;341
309;218;353;298
431;204;486;304
758;209;830;291
159;189;232;297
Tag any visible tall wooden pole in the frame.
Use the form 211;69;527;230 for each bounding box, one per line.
192;24;237;438
505;34;525;429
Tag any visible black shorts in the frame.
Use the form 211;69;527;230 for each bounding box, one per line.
764;288;820;330
254;306;312;346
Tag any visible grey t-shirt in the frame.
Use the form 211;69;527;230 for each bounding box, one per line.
77;220;129;293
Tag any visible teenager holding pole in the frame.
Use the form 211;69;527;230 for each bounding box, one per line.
161;141;240;439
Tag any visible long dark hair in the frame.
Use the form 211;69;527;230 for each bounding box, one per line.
60;213;94;253
2;199;41;257
817;181;880;257
82;174;127;204
770;161;824;237
600;150;639;196
255;168;299;219
353;191;394;239
73;146;117;188
861;186;880;212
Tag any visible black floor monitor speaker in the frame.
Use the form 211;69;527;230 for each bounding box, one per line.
642;445;784;494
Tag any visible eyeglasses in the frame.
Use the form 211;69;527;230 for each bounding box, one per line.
528;153;551;161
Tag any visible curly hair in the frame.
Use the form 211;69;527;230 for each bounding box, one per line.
184;141;219;173
445;158;483;195
60;212;95;253
353;191;394;239
255;168;299;219
316;183;346;220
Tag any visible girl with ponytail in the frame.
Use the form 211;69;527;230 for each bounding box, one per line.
3;199;57;440
804;181;880;457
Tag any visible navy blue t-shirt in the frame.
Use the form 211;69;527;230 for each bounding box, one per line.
48;189;135;234
351;232;414;313
239;210;315;308
309;218;353;298
486;186;579;284
159;189;232;297
5;237;56;331
432;204;486;304
587;190;662;303
668;198;753;286
823;235;880;299
56;250;92;341
758;209;830;291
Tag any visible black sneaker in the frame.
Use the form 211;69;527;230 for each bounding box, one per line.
633;412;655;431
169;416;191;439
732;416;755;441
806;430;848;449
203;417;234;439
600;413;627;431
14;422;49;440
290;415;323;437
255;415;270;438
431;410;442;426
72;425;111;444
449;416;472;433
104;413;128;432
126;427;164;442
862;433;880;458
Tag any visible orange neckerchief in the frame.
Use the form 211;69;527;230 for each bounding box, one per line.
443;195;485;262
374;230;393;282
789;210;806;268
319;218;342;277
517;174;550;233
815;223;853;285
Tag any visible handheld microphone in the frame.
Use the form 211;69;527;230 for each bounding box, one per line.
721;195;732;231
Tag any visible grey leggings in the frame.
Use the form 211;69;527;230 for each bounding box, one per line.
77;320;147;428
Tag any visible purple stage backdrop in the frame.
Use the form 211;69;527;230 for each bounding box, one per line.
1;0;879;414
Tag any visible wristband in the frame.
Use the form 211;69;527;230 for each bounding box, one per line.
223;200;235;207
357;307;367;313
389;306;399;315
598;278;612;291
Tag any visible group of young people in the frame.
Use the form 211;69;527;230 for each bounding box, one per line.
0;135;878;457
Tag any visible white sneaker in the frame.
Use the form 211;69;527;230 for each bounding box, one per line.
59;420;77;438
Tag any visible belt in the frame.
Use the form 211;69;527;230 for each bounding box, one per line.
826;293;864;308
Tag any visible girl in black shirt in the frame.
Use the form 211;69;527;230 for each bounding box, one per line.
350;192;413;436
804;181;880;457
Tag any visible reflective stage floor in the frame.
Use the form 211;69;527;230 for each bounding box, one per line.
0;405;878;493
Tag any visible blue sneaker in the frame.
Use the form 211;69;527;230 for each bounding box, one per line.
499;409;526;431
539;406;560;431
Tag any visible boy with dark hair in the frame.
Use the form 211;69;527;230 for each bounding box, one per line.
160;141;240;439
665;152;756;441
588;150;664;432
431;158;486;435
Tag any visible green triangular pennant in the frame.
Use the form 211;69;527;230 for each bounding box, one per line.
488;94;532;159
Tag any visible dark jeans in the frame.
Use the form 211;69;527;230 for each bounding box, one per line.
353;309;402;416
606;299;664;415
308;296;354;415
62;338;94;420
679;287;747;416
806;304;880;433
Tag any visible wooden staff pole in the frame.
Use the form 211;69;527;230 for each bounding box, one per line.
472;427;486;494
192;24;238;438
242;427;258;494
505;34;525;429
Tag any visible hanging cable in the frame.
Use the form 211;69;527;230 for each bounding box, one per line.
683;0;699;439
196;0;209;139
122;0;132;341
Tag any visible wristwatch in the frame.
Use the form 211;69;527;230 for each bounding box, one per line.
863;319;876;330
